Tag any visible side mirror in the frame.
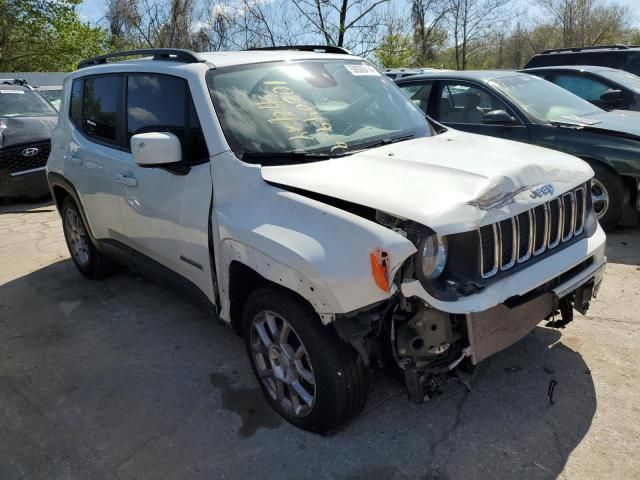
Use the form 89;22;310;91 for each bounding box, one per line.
130;132;182;166
600;89;624;105
483;109;517;125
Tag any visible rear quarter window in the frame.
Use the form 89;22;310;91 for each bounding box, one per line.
69;80;82;128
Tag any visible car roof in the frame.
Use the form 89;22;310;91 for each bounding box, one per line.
72;50;360;77
538;46;640;55
394;69;525;83
523;65;618;73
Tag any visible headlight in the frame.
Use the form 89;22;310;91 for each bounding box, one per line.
415;233;448;281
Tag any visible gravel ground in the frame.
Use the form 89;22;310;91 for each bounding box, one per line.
1;201;639;480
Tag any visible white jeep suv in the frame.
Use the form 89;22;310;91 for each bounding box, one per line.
47;47;606;433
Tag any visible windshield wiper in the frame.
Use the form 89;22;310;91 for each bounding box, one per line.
358;133;416;150
240;150;354;165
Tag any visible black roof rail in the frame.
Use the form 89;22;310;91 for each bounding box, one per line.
0;78;29;86
247;45;352;55
77;48;206;70
541;44;632;54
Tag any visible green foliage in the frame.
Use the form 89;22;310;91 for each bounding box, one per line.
0;0;107;72
373;33;415;68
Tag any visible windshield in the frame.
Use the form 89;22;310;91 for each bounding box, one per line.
597;70;640;93
0;88;58;117
206;60;430;162
490;74;601;123
38;89;64;110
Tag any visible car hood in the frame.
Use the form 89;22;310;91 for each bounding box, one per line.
0;116;57;149
560;110;640;138
261;129;593;235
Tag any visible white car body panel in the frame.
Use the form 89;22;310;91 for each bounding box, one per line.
262;129;593;235
210;151;417;323
118;162;214;300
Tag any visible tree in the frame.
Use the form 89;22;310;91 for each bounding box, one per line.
0;0;107;71
374;33;415;68
104;0;201;49
445;0;512;70
412;0;448;66
290;0;390;54
537;0;630;47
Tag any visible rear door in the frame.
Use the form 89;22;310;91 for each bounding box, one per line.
117;73;214;298
65;75;128;240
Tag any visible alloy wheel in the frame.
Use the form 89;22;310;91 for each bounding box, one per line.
250;310;316;417
64;207;90;267
591;178;610;220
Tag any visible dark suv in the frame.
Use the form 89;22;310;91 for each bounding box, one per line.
0;80;58;200
525;45;640;76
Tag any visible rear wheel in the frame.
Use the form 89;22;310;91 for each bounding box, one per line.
243;287;368;434
589;162;626;231
61;196;114;279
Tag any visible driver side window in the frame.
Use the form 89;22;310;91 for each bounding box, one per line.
126;74;209;165
437;82;513;125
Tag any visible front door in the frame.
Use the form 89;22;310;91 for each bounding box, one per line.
434;80;530;143
117;73;215;300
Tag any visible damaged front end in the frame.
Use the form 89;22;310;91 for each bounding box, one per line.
335;180;606;404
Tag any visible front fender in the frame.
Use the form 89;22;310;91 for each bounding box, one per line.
212;152;416;324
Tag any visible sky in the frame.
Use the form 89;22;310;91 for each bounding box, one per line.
76;0;640;31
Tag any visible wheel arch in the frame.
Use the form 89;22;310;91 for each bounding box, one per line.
47;172;98;240
227;260;323;336
577;155;632;203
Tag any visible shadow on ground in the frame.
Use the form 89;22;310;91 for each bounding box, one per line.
0;259;598;480
606;224;640;266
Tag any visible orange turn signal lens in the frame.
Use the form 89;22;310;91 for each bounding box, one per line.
370;248;390;292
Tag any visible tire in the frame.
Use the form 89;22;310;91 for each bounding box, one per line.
588;162;626;232
243;287;368;434
61;196;114;279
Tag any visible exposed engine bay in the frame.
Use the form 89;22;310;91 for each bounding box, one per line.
334;209;604;404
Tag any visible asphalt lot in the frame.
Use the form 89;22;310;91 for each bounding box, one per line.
1;201;639;480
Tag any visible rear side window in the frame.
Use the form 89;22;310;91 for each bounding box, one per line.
625;53;640;76
126;74;208;164
69;80;82;128
553;73;612;102
83;76;121;143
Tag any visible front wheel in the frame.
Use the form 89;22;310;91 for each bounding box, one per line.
243;287;368;434
589;162;626;232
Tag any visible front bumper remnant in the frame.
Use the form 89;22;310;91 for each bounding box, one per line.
466;260;605;364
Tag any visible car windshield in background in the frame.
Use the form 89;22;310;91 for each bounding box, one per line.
597;70;640;93
0;89;58;117
490;74;601;124
206;60;430;162
38;89;64;110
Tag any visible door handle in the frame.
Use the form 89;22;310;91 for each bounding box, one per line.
115;174;138;187
69;153;83;166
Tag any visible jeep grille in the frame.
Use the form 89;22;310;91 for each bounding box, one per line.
478;184;588;279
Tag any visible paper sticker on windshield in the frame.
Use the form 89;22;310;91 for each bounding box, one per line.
344;64;379;76
0;90;25;94
558;115;601;126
